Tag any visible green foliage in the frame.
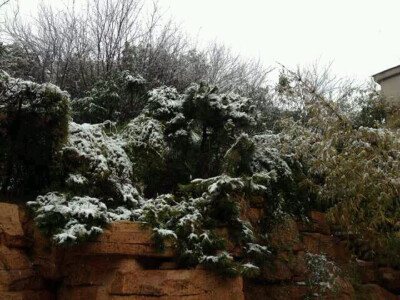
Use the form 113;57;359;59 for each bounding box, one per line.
144;86;182;121
354;90;387;128
26;77;298;279
135;175;271;276
118;82;260;196
282;120;400;243
71;71;146;123
10;62;400;278
61;121;142;208
0;71;69;194
305;252;340;298
28;193;108;245
0;43;41;81
375;234;400;268
278;68;400;266
120;115;169;196
170;82;256;181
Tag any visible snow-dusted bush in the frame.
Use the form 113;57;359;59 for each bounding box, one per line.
120;115;169;195
144;86;182;121
147;82;260;186
18;76;309;277
183;83;256;128
71;71;147;123
121;115;167;155
305;252;340;297
135;174;271;276
28;193;108;244
0;71;69;193
29;120;144;244
278;68;400;266
70;97;108;124
62;121;141;205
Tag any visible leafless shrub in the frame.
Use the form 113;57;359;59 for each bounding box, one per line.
2;0;271;98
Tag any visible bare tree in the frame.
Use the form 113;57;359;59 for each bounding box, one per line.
0;0;10;9
205;41;272;94
2;0;272;98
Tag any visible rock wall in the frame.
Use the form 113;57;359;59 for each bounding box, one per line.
245;211;400;299
0;203;53;300
0;202;399;300
0;203;243;300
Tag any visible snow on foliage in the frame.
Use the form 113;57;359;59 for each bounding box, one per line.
144;86;182;120
66;174;88;186
63;121;141;206
131;174;271;275
53;220;103;245
24;77;293;276
71;70;147;123
305;252;339;296
70;96;108;123
246;243;269;255
124;72;146;87
252;133;292;178
184;83;256;127
153;228;178;239
28;193;108;244
0;71;69;193
29;119;146;244
120;115;167;155
191;175;245;196
0;70;69;113
239;263;261;278
120;115;169;189
6;61;399;279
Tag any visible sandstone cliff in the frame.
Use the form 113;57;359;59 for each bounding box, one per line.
0;202;399;300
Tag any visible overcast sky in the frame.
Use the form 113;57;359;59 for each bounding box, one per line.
5;0;400;82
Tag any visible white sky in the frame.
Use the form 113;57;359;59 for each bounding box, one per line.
5;0;400;82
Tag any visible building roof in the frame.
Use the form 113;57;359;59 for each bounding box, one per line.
373;65;400;84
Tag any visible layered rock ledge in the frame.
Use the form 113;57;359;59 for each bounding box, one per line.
0;202;399;299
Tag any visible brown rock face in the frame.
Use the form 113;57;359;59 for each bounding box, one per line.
0;245;44;291
331;277;355;300
290;251;308;282
110;269;244;299
269;216;301;251
356;260;378;284
62;256;143;287
356;284;400;300
0;245;31;270
302;233;350;263
0;203;28;248
59;222;245;299
309;211;331;235
244;281;308;300
58;286;101;300
0;291;53;300
263;253;293;281
159;261;179;270
0;203;54;298
71;222;174;257
1;202;400;300
31;229;65;280
378;267;400;293
297;211;331;235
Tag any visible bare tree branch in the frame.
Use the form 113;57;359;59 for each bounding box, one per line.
0;0;10;9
